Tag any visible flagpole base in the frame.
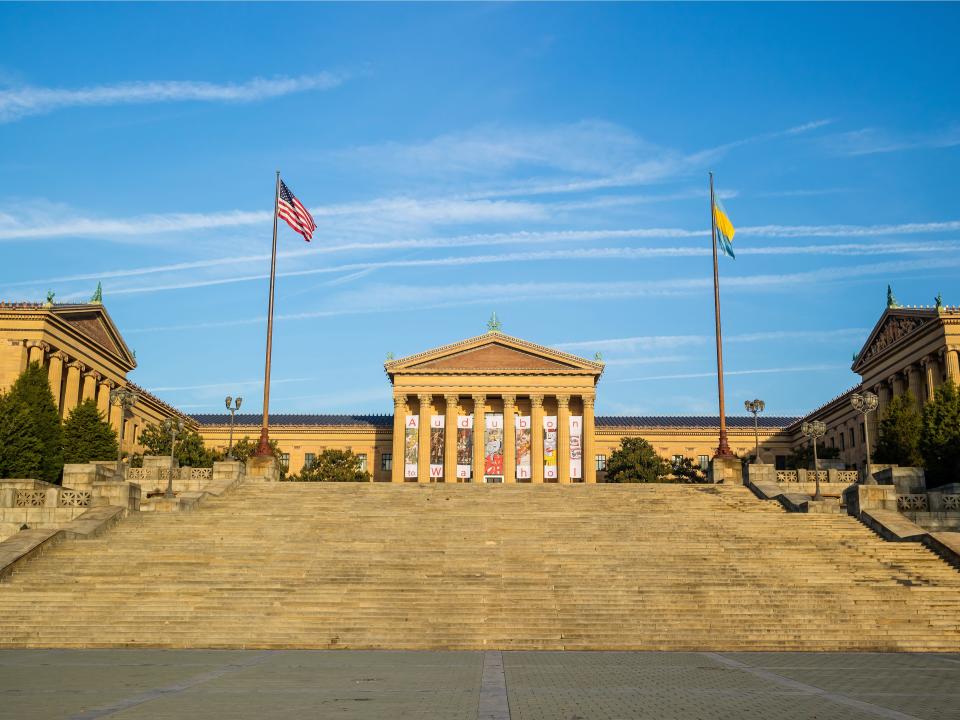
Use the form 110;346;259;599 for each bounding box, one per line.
254;427;273;457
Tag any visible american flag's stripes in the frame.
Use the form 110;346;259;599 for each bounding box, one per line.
277;179;317;241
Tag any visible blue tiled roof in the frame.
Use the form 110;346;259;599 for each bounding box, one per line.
191;413;394;427
596;415;799;429
192;413;798;429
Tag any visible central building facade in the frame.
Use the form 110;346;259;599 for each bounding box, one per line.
386;331;604;483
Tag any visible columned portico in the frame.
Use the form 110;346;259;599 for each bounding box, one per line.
384;330;604;485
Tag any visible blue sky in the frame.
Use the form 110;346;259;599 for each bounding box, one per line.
2;3;959;418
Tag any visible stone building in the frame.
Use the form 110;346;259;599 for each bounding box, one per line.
0;300;191;456
1;294;957;481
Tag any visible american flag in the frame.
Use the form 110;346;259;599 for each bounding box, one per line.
277;179;317;241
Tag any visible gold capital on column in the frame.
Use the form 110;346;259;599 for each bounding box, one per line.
443;394;458;483
47;351;67;412
391;396;406;483
530;394;544;483
472;394;486;483
26;340;49;366
417;393;433;483
557;395;571;483
502;394;516;483
582;395;597;483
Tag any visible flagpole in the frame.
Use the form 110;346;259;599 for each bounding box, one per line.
710;172;734;458
255;170;281;456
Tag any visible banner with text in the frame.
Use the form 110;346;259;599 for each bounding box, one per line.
569;415;583;479
456;415;473;479
429;415;444;479
484;413;504;479
543;415;558;480
404;415;419;479
515;415;532;480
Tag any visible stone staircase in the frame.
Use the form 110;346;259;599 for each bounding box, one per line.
0;482;958;651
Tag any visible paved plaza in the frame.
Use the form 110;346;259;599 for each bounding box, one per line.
0;650;957;720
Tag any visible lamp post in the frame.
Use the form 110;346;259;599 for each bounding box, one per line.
163;418;185;499
744;399;765;463
850;391;879;483
109;386;139;479
801;420;827;501
225;395;243;459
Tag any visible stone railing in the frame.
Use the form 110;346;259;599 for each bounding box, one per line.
58;490;92;508
776;470;799;483
15;490;46;507
942;495;960;511
808;470;828;484
837;470;859;483
897;494;929;511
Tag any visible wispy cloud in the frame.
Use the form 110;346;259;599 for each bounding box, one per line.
612;364;848;383
555;327;870;353
0;73;346;122
824;125;960;156
145;377;312;393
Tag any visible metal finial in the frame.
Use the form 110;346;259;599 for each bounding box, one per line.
886;284;900;309
487;312;503;333
90;282;103;304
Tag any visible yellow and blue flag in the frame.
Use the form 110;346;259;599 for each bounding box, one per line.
713;198;736;259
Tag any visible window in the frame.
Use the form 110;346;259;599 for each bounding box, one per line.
358;453;368;472
699;455;710;470
595;454;607;471
775;455;786;470
279;453;290;472
672;454;684;468
381;453;392;471
304;453;315;469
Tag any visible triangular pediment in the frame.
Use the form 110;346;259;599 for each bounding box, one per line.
386;333;603;377
852;308;934;373
50;304;136;368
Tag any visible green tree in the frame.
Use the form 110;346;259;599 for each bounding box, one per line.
874;393;922;467
785;444;841;470
604;437;671;483
62;399;118;464
226;436;282;464
0;363;63;483
137;421;221;468
920;382;960;488
288;449;371;482
671;456;707;483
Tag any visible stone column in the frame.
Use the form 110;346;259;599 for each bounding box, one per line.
96;379;114;418
946;347;960;385
502;394;516;483
530;394;544;484
26;340;48;366
583;395;596;483
63;361;84;413
81;370;100;403
890;373;904;398
876;382;890;420
444;394;458;483
109;391;124;434
921;356;937;404
557;394;570;483
472;394;486;483
123;418;135;448
417;393;432;482
906;365;922;409
391;396;406;483
47;351;66;411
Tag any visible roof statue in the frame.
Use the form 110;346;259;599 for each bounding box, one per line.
935;293;943;310
594;351;604;362
44;290;55;307
486;311;503;333
886;284;900;309
385;351;394;361
90;282;103;304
